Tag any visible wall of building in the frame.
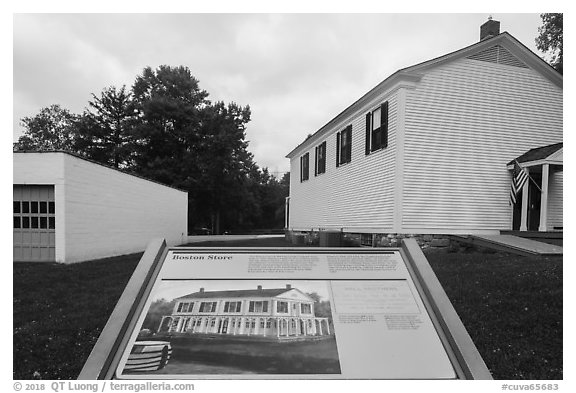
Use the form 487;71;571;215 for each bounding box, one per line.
289;90;399;232
61;153;187;263
14;153;67;261
402;56;563;233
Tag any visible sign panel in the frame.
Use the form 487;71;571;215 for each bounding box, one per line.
79;240;492;380
113;249;453;379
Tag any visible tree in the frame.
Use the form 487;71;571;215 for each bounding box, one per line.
192;101;253;233
14;104;80;152
130;65;210;185
75;86;136;168
142;299;176;333
536;13;563;74
130;65;255;233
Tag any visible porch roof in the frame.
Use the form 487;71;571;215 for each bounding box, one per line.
507;142;563;168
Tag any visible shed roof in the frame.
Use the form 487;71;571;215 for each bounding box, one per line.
13;150;188;193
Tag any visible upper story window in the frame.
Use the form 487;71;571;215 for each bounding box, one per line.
198;301;217;313
315;141;327;176
276;301;288;314
300;303;312;314
248;301;269;313
176;301;194;313
223;301;242;313
336;125;352;167
365;101;389;154
300;152;309;182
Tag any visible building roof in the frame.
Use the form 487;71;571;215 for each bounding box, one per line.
13;150;188;193
508;142;563;166
177;287;308;300
286;31;563;159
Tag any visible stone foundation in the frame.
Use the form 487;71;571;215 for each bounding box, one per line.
287;230;455;250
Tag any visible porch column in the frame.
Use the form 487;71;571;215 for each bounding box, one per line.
520;168;530;231
276;318;280;338
325;319;330;335
158;316;168;333
539;164;550;232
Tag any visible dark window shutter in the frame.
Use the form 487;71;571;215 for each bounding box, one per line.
314;146;318;176
336;132;341;167
365;112;371;155
346;125;352;162
322;141;327;173
382;101;389;148
299;156;302;181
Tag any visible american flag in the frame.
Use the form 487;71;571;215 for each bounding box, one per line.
510;160;529;205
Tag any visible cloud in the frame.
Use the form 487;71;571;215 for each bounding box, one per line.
13;13;543;173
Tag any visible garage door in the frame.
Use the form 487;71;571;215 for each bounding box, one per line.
13;185;56;262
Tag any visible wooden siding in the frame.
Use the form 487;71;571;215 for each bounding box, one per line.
547;169;563;229
402;57;563;232
289;92;399;232
62;154;188;263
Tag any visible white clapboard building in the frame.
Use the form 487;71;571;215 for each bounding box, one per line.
13;151;188;263
159;284;331;339
286;20;563;236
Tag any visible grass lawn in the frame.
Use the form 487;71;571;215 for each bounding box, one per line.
128;335;341;375
13;238;562;380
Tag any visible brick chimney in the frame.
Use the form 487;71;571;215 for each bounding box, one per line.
257;285;262;291
286;284;292;290
480;17;500;41
199;288;204;293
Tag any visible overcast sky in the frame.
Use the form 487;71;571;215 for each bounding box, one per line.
13;13;545;174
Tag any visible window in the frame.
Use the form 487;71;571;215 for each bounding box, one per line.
260;319;265;328
365;101;389;154
315;141;327;176
301;303;312;314
248;301;269;313
224;301;242;313
177;302;194;313
199;302;217;312
277;301;288;313
336;125;352;166
300;153;310;182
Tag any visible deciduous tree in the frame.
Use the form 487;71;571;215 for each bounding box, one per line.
536;13;563;74
14;104;79;152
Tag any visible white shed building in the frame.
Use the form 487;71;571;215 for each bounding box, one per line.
286;21;562;236
13;151;188;263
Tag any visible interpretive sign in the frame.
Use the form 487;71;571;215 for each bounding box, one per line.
79;239;492;380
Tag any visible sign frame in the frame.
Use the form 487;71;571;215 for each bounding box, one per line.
78;238;492;380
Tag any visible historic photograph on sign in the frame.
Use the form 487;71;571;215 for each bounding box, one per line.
118;280;341;376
